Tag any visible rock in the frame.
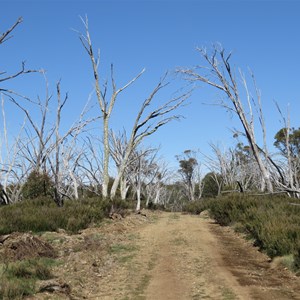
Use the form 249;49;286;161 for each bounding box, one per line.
109;213;123;220
0;234;10;244
37;279;71;294
199;210;210;219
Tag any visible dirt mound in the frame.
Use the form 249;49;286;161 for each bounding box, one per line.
0;232;57;262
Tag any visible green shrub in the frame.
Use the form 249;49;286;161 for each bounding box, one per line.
201;172;221;198
0;197;113;234
147;201;165;211
22;171;54;199
182;199;210;215
294;247;300;273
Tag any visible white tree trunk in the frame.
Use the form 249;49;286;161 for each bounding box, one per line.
136;188;141;211
102;117;109;198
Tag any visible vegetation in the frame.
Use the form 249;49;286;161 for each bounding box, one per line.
176;150;199;201
0;258;55;299
201;172;221;198
0;196;131;235
1;16;300;298
182;194;300;273
22;171;54;200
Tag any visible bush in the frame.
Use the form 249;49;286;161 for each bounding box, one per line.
182;199;210;215
201;172;221;198
294;247;300;274
22;171;53;199
0;197;113;234
147;201;165;211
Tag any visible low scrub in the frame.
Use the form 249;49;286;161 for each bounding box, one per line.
0;197;126;234
182;199;210;215
206;194;300;272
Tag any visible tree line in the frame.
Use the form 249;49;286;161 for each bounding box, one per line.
0;17;299;210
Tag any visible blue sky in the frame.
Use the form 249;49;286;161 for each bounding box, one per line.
1;0;300;170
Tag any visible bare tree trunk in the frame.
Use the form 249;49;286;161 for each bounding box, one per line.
154;184;161;204
53;82;67;206
102;117;110;198
120;175;129;200
110;151;131;200
136;188;141;211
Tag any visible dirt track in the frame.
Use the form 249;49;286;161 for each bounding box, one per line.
37;211;300;299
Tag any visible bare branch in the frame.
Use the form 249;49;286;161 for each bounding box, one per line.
0;17;23;44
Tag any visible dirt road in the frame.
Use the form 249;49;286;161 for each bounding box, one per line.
39;211;300;299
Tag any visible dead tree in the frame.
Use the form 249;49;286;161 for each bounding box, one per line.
77;16;144;199
127;147;159;211
145;160;170;206
0;96;28;203
8;74;53;174
109;73;190;200
109;130;132;200
78;136;103;196
178;45;273;192
0;17;40;203
76;16;191;200
47;82;98;205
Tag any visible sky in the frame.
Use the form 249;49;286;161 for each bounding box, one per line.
1;0;300;171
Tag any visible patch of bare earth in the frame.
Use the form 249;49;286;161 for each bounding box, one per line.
0;232;57;262
10;211;300;299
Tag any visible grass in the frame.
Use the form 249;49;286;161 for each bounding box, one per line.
110;243;138;254
271;254;296;272
0;258;55;299
168;213;180;220
131;274;151;300
172;236;188;246
118;254;136;264
127;233;139;241
110;242;139;266
148;214;160;224
221;287;237;300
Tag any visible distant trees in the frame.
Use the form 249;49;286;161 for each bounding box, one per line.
201;172;221;198
274;127;300;197
176;150;198;201
175;150;207;202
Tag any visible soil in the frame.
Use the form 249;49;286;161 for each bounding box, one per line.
0;232;57;262
2;211;300;299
